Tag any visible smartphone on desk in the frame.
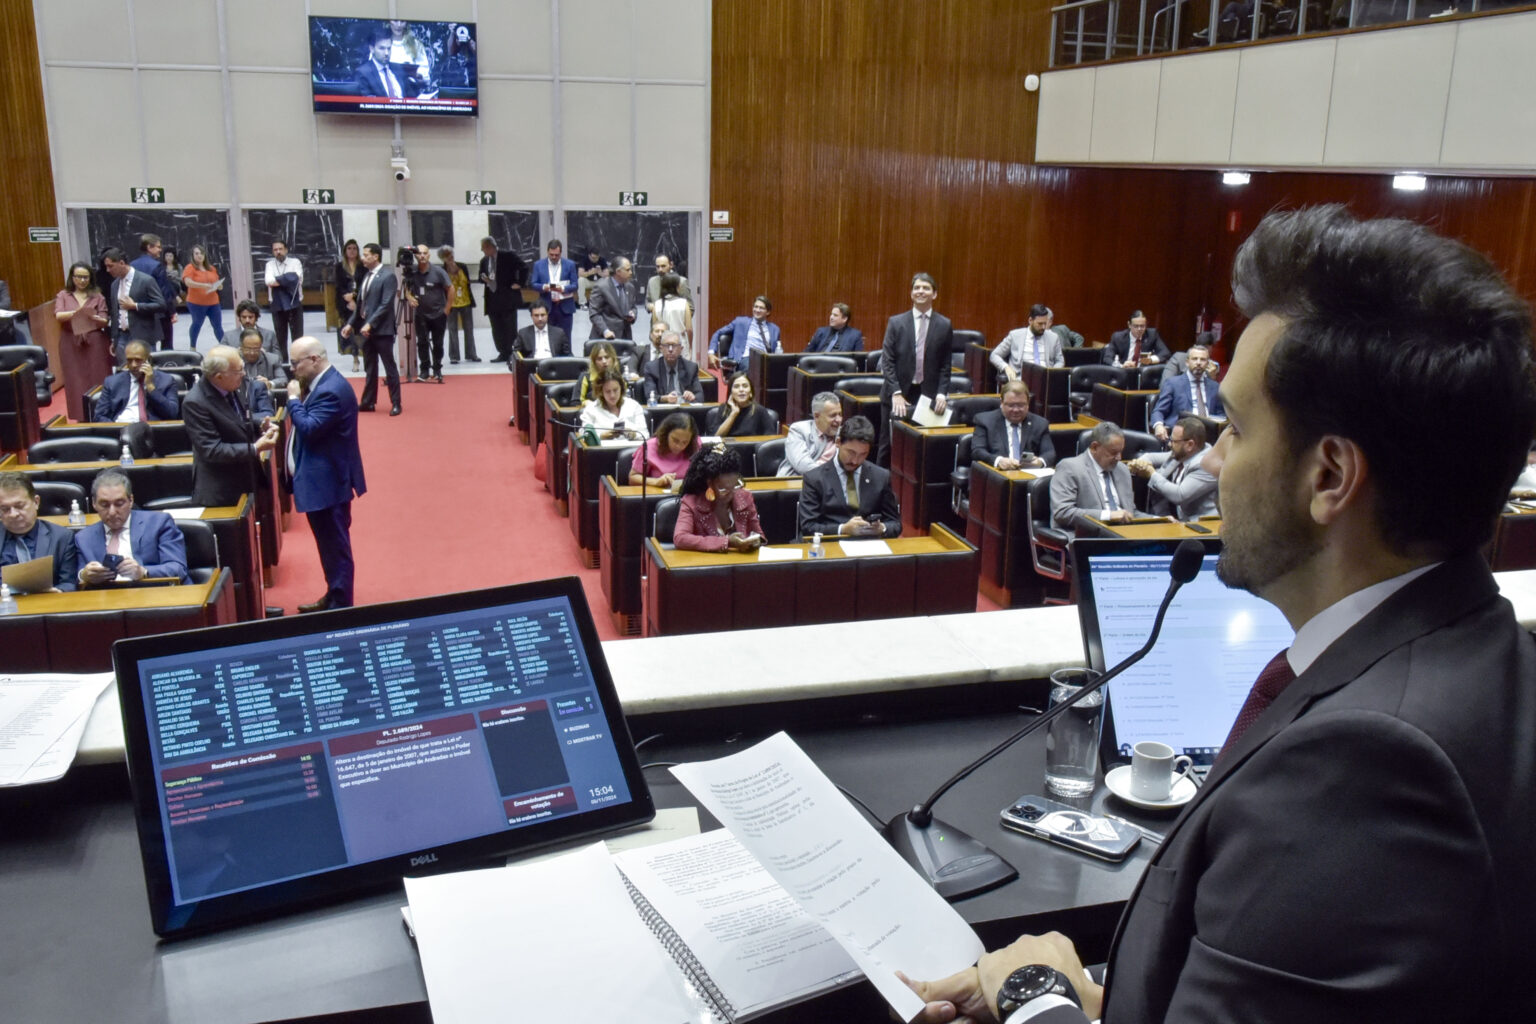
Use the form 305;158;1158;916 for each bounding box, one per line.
1000;794;1141;862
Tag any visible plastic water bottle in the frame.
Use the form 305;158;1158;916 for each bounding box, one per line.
0;583;16;615
808;533;825;559
120;444;134;467
68;500;85;527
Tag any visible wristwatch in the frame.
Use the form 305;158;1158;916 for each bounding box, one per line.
996;964;1082;1020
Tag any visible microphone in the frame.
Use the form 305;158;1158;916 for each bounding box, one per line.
884;539;1206;899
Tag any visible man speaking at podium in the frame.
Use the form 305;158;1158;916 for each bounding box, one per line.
908;206;1536;1023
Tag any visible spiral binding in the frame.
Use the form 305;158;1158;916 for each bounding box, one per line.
618;868;737;1023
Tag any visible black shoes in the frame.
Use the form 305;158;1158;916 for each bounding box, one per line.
390;405;402;416
358;403;375;412
298;597;330;614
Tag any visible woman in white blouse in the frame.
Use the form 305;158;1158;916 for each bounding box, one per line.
579;369;649;441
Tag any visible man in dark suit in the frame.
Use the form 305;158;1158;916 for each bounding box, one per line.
1101;310;1172;367
641;331;699;404
529;239;578;340
181;346;280;507
514;302;570;360
1150;342;1223;441
1049;421;1133;529
909;207;1536;1024
341;243;401;416
102;247;166;362
129;234;177;352
95;341;181;422
0;472;77;592
971;380;1055;470
588;257;637;340
797;416;902;538
479;236;527;363
74;469;188;586
878;273;953;466
804;303;864;352
286;337;366;612
353;29;405;98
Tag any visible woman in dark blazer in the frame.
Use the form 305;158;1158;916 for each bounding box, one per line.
705;372;777;437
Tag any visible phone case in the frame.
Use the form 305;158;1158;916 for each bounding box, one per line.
999;794;1141;862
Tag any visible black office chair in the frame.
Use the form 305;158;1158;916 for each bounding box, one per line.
1138;365;1166;390
0;345;56;406
32;480;88;517
946;373;972;395
798;355;857;376
951;329;985;369
1069;365;1130;413
535;356;589;382
176;519;221;584
1025;475;1073;603
1075;428;1162;459
119;421;156;460
860;348;883;373
151;350;202;370
835;377;883;398
615;445;641;484
951;433;975;519
546;381;577;407
945;394;998;425
27;437;120;463
754;438;787;477
652;496;681;545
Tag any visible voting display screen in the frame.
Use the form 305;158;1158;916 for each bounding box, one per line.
114;578;652;937
1074;539;1295;768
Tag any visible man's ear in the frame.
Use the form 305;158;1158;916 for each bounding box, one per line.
1307;435;1368;526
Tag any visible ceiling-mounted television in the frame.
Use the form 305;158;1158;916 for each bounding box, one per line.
309;17;478;117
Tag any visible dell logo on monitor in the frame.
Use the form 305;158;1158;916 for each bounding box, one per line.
410;853;439;867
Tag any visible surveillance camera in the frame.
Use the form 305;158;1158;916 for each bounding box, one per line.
390;156;410;182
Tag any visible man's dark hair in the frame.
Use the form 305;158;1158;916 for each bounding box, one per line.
0;471;36;500
1029;303;1050;319
680;445;744;497
529;300;549;314
235;299;260;318
832;302;851;321
547;239;563;251
90;468;133;502
1233;204;1536;556
753;295;772;313
368;27;391;48
363;243;382;259
239;327;263;345
102;246;126;264
911;272;936;291
1174;415;1207;447
839;415;876;446
1088;422;1124;447
139;234;160;252
1128;310;1145;322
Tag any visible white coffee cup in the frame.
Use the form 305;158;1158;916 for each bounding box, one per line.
1130;741;1194;801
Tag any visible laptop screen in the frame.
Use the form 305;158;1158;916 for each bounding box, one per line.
1073;538;1294;769
114;577;654;937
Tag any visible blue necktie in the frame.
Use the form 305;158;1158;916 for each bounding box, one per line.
1103;471;1120;511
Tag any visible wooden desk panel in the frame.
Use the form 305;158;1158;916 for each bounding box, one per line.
1491;506;1536;571
1023;364;1074;423
891;422;972;536
786;367;877;425
1;578;228;672
512;353;537;444
1089;384;1158;432
963;342;996;399
965;464;1061;608
644;524;979;636
746;350;802;422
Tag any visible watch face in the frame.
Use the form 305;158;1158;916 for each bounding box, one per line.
1003;964;1058;1004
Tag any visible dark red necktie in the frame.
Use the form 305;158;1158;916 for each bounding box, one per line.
1218;649;1296;761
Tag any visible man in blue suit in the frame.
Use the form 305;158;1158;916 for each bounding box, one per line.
286;337;367;612
804;303;864;352
0;472;77;592
528;239;578;340
1150;342;1223;441
130;234;177;352
74;469;188;586
96;341;181;422
708;295;782;369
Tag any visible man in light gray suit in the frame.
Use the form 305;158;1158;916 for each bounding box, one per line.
1127;415;1217;520
990;303;1065;379
588;257;637;340
1049;421;1133;529
778;391;843;476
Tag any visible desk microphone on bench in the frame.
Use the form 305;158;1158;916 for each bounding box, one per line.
883;539;1205;899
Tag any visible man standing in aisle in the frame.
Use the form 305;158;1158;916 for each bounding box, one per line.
529;239;578;340
103;247;167;361
182;345;279;507
340;243;401;416
264;239;304;361
907;205;1536;1024
878;272;952;466
286;337;366;612
405;244;452;383
479;236;526;363
130;234;177;352
644;253;690;314
588;257;637;340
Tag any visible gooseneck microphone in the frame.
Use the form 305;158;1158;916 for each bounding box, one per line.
884;539;1206;899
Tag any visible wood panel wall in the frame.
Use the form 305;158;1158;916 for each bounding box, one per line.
711;1;1536;364
0;1;61;310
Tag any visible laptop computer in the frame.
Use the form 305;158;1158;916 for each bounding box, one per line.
1072;537;1294;777
113;576;655;938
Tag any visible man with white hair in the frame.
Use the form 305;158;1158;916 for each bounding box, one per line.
181;345;279;507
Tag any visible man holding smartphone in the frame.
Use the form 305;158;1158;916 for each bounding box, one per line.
73;469;189;586
796;416;901;539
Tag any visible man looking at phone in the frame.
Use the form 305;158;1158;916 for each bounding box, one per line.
797;415;901;538
74;469;188;586
907;206;1536;1023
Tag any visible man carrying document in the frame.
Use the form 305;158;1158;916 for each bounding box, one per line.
909;206;1536;1022
0;472;76;592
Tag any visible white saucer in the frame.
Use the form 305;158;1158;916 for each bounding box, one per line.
1104;765;1197;810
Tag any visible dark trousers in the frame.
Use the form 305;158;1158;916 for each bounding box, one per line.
271;306;304;362
416;313;446;377
486;309;517;360
876;383;922;467
360;332;401;409
159;315;174;352
547;306;574;342
306;501;354;608
447;306;477;361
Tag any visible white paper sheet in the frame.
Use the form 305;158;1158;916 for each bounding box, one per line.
405;844;699;1024
837;539;892;557
912;396;952;427
670;732;984;1021
166;507;209;520
0;672;115;785
757;546;803;562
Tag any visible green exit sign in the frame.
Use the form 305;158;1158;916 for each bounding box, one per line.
466;190;497;206
130;187;166;204
303;188;337;205
619;191;648;207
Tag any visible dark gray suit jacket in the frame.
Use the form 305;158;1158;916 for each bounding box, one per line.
350;268;397;337
971;409;1056;467
106;269;166;344
182;376;262;507
797;459;902;537
1101;554;1536;1022
881;309;952;402
587;277;635;339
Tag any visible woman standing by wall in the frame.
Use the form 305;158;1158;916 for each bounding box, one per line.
333;239;364;372
52;262;113;421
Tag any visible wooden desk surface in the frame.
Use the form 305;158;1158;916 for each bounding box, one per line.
14;579;217;613
1090;517;1223;540
655;527;970;568
42;497;248;527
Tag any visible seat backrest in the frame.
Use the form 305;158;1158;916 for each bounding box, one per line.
119;421;156;460
754;438;786;476
1070;364;1130;394
27;436;121;464
176;519;220;583
535;356;589;382
951;329;984;368
798;354;857;375
1122;429;1163;460
860;348;883;373
151;350;202;369
0;345;49;374
32;480;87;517
945;394;999;425
946;373;972;395
954;432;974;469
758;407;780;434
615;445;641;483
835;377;883;397
1025;474;1055;527
546;381;577;407
653;496;681;543
1137;365;1165;390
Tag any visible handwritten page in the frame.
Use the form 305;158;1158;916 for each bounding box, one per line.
670;732;984;1021
405;843;698;1024
0;672;115;785
912;396;952;427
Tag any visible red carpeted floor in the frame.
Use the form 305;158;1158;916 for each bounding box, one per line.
264;372;1000;640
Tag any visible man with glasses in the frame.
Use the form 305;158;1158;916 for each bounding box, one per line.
642;331;698;404
0;472;76;592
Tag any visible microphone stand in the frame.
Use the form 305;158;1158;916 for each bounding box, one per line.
884;540;1205;900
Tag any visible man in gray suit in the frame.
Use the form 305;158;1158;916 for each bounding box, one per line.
797;416;901;538
588;257;637;340
1049;421;1133;530
909;206;1536;1024
102;246;166;361
340;243;401;415
990;303;1065;379
778;391;843;476
1127;415;1217;520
